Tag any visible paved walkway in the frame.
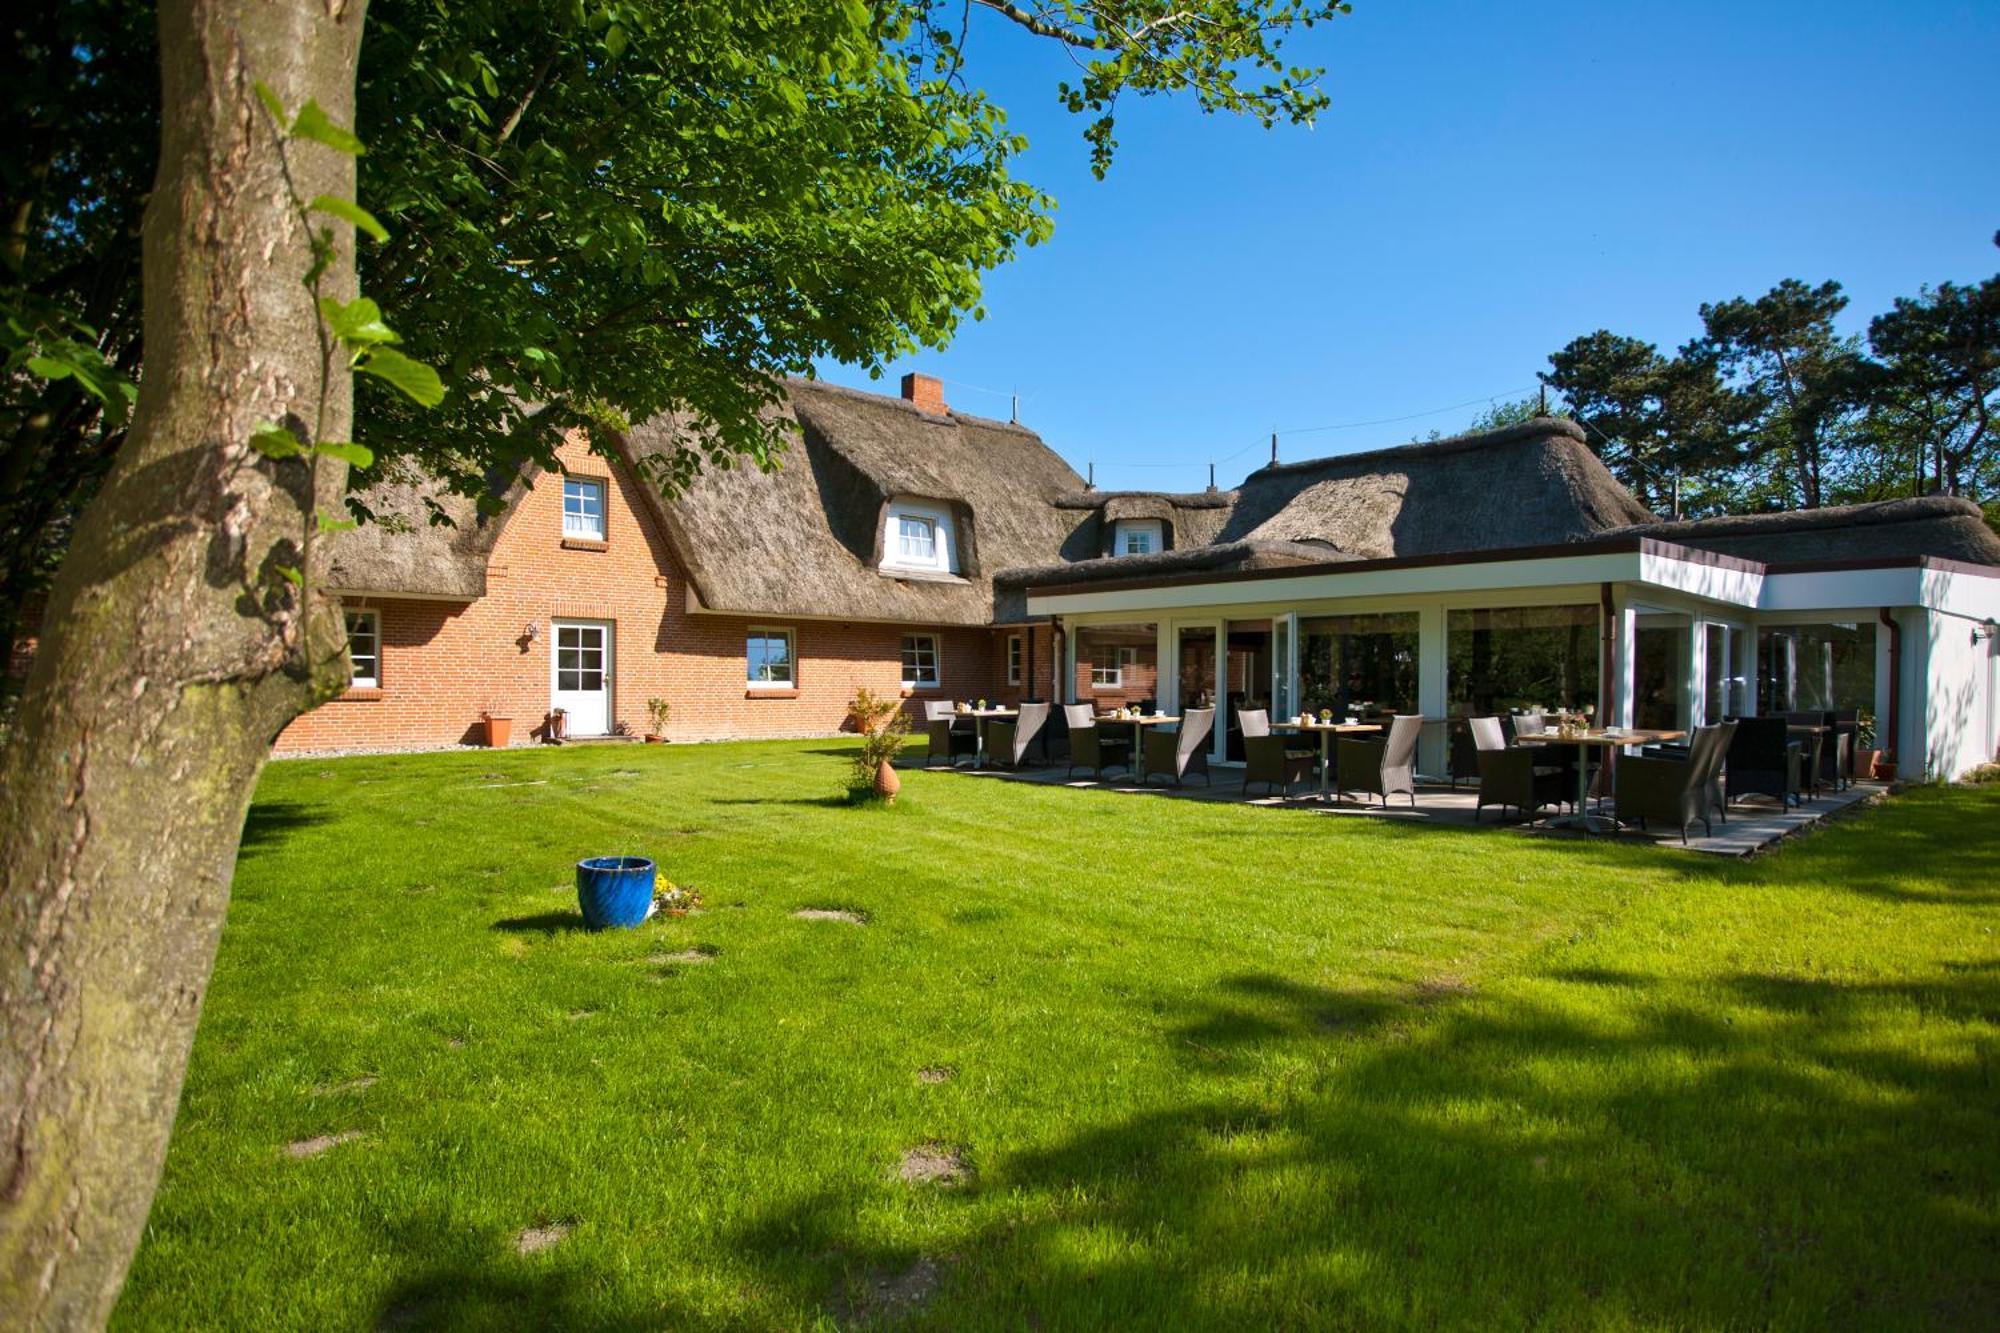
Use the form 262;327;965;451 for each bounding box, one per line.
936;760;1885;857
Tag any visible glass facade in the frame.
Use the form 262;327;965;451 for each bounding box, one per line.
1073;623;1158;705
1758;622;1875;714
1447;604;1599;717
1299;612;1418;719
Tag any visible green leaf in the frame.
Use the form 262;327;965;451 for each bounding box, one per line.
248;423;307;459
252;80;288;128
308;195;389;243
315;508;360;533
291;100;364;155
317;296;399;347
24;356;73;381
314;440;376;468
274;565;304;588
605;23;628;56
357;346;446;407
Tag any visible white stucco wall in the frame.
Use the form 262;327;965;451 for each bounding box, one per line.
1922;608;1999;780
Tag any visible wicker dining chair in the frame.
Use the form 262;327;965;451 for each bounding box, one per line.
1064;703;1131;779
984;702;1050;770
1140;707;1215;787
923;700;979;768
1335;713;1423;807
1239;708;1315;797
1469;716;1567;821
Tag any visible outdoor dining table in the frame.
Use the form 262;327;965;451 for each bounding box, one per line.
1272;719;1384;800
957;707;1019;768
1517;727;1687;833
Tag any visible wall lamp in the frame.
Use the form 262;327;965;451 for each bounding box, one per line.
1973;619;1998;646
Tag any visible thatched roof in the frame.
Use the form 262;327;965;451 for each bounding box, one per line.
998;538;1344;591
328;464;520;600
627;378;1085;626
1608;496;2000;567
1214;418;1656;558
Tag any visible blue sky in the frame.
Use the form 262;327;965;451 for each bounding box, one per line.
814;0;2000;491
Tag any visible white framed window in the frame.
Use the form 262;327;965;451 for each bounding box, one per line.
562;476;606;540
882;499;958;573
1091;645;1136;689
1007;634;1023;686
901;633;941;688
1114;519;1164;556
746;627;794;689
344;609;380;689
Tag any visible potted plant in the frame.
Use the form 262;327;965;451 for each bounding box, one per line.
1872;750;1897;782
575;855;655;930
481;710;512;748
645;697;671;743
849;687;912;802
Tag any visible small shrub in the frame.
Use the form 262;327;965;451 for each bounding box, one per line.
849;687;912;789
646;696;672;734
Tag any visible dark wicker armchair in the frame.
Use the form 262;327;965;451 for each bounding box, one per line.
1726;716;1803;808
1469;716;1567;821
1064;703;1131;779
1335;714;1423;808
1618;721;1735;842
984;702;1050;770
1141;707;1215;787
1240;709;1316;797
923;701;978;768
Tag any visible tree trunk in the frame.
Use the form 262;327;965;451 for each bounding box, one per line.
0;0;367;1325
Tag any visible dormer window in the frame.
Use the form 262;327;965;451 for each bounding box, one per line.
1114;519;1163;556
882;499;959;574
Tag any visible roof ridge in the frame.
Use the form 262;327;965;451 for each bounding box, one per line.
1249;415;1589;477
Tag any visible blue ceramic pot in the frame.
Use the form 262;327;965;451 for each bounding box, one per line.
575;856;656;930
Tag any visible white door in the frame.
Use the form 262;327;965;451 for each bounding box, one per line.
551;619;614;736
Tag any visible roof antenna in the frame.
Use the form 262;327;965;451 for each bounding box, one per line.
1538;384;1548;417
1208;461;1217;492
1010;391;1019;425
1270;431;1278;465
1087;459;1095;489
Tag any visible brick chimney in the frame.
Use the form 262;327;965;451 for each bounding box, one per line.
900;372;947;416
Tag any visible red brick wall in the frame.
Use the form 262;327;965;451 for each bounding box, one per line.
275;434;1045;752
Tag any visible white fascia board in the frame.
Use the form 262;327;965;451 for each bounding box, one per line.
1923;566;2000;623
1026;550;1645;618
1759;568;1924;614
1636;550;1763;607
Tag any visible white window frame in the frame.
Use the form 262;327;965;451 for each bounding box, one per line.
882;498;959;574
1114;519;1164;557
901;632;941;689
345;608;380;689
1091;645;1136;690
1007;633;1023;686
746;626;795;689
562;476;607;540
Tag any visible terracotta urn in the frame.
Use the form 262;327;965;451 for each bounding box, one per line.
873;761;902;803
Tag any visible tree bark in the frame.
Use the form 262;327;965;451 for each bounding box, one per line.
0;0;367;1325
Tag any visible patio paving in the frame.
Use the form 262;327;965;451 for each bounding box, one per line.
937;760;1886;857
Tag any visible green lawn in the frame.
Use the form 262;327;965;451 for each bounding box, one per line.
115;742;1999;1330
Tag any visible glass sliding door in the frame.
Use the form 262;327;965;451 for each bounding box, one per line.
1222;620;1272;762
1634;613;1691;731
1300;611;1419;722
1176;624;1219;712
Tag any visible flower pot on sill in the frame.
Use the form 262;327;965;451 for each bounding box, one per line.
1871;757;1897;782
481;713;512;748
644;734;667;744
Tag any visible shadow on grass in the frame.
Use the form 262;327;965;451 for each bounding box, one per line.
373;1263;666;1332
721;785;2000;1328
237;800;329;857
491;912;588;935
